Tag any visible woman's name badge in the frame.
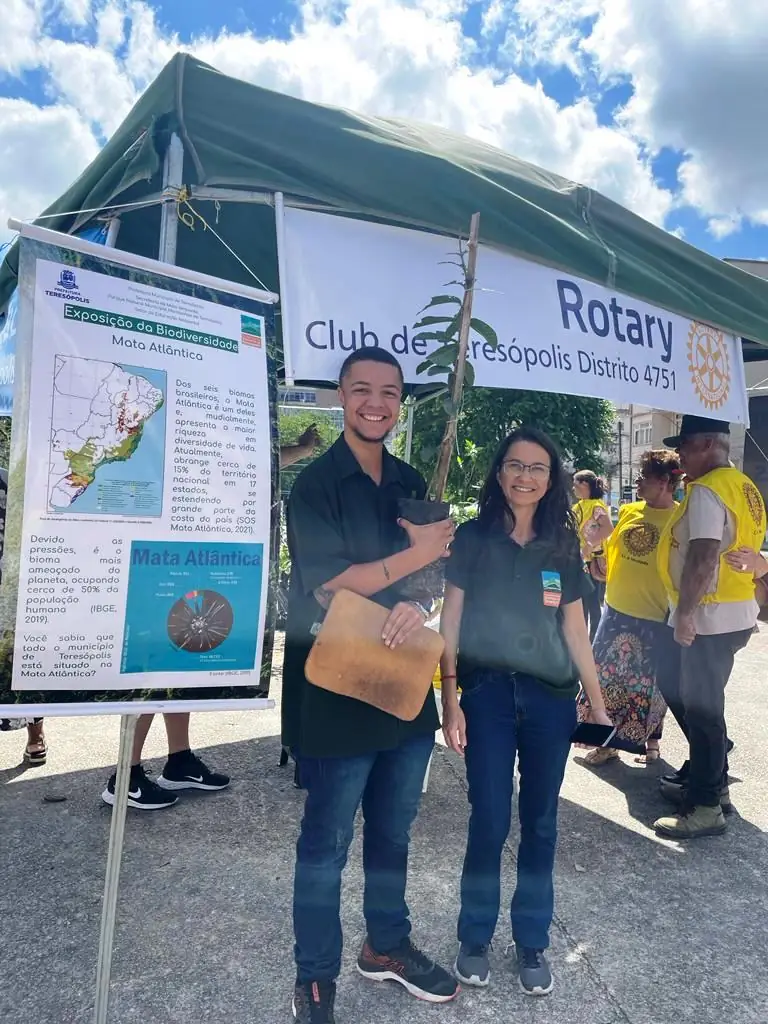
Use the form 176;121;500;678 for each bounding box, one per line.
542;571;562;607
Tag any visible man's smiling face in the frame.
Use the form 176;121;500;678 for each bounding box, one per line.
339;359;403;444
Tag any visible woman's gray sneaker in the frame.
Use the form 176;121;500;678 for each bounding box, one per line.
454;944;490;987
516;945;553;996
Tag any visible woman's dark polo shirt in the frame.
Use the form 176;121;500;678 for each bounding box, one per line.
446;518;591;698
281;436;440;758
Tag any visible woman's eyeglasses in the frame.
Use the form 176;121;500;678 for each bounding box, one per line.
501;459;551;481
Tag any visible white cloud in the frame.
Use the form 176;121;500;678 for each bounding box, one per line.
56;0;92;26
708;216;742;241
192;0;671;225
96;1;126;50
0;97;99;230
511;0;768;237
0;0;699;249
481;0;505;37
42;39;138;135
0;0;43;75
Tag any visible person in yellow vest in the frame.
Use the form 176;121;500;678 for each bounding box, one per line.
654;415;766;839
572;470;608;640
575;450;682;766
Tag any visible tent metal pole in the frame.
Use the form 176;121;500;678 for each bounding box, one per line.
105;217;121;248
274;192;295;386
93;714;138;1024
158;133;185;264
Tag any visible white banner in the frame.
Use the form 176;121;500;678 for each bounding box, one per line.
10;234;274;695
281;209;749;423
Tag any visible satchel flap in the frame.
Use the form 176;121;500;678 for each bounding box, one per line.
304;589;444;721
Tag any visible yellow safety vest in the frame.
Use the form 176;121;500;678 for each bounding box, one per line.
657;467;766;605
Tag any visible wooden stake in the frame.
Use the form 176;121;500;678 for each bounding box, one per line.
430;212;481;502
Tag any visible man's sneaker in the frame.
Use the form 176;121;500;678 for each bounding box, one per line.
515;945;553;996
101;765;179;811
292;980;336;1023
357;937;459;1003
660;778;732;815
654;804;727;839
156;751;230;791
455;943;490;987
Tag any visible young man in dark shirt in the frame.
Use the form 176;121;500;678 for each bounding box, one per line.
283;348;458;1023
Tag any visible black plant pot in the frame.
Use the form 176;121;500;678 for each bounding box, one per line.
396;497;451;604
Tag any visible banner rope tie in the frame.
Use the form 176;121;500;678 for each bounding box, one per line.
176;192;271;294
27;197;166;222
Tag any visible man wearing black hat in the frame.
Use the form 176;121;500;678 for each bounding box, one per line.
654;415;766;838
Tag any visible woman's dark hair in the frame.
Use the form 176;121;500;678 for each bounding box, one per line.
477;426;577;556
640;448;682;487
573;469;606;499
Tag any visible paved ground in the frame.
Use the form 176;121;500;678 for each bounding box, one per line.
3;631;768;1024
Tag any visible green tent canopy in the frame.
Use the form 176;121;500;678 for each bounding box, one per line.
3;51;768;365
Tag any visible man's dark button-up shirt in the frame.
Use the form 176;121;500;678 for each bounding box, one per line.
281;436;440;758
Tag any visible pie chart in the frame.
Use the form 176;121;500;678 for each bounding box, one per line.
166;589;234;652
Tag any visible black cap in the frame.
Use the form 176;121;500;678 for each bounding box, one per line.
663;414;730;448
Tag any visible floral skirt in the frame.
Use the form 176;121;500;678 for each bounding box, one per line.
577;606;671;754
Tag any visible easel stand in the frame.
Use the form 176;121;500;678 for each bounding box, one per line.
93;714;138;1024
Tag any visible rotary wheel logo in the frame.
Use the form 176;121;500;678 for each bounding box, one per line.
624;522;660;557
743;482;765;527
687;322;730;411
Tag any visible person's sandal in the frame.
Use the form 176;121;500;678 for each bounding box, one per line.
582;746;619;766
635;745;660;764
24;739;47;766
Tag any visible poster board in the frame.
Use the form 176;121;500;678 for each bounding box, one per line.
0;226;280;717
0;222;111;416
279;208;750;424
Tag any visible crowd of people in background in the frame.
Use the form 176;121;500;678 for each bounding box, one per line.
4;348;767;1024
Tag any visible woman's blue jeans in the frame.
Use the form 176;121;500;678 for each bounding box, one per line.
458;669;576;951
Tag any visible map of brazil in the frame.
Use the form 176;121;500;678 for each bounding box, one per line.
48;355;166;517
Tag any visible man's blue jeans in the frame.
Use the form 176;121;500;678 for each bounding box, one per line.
458;670;576;951
293;733;434;983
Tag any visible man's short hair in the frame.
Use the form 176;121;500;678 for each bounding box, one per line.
702;432;731;451
338;347;404;386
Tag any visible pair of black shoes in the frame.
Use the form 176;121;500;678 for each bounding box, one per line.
101;751;230;810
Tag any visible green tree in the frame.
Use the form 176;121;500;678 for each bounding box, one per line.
396;388;614;501
278;408;338;495
0;417;10;468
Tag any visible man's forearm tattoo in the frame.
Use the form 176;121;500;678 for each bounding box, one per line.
313;585;333;609
382;559;391;582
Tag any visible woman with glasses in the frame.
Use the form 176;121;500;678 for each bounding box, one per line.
576;449;682;766
572;470;609;639
440;427;610;997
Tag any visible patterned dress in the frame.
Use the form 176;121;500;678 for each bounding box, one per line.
576;500;677;753
577;608;673;752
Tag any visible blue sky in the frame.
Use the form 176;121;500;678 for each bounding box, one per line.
1;0;767;261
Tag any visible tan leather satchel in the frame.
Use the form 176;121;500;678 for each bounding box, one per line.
304;589;444;721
